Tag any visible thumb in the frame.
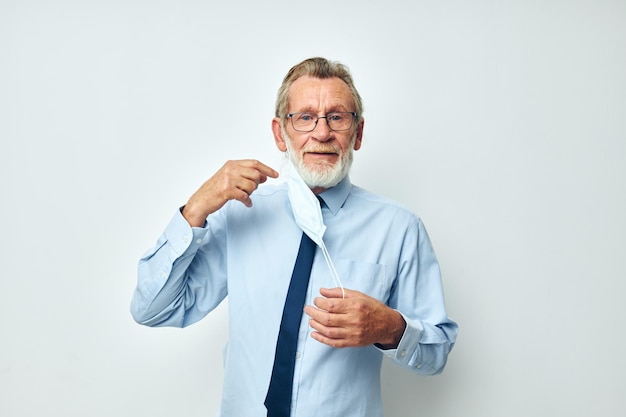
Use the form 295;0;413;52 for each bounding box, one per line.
319;287;351;299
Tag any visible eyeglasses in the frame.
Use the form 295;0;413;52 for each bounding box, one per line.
286;112;357;132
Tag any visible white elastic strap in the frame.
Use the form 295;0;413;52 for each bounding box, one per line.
320;242;345;299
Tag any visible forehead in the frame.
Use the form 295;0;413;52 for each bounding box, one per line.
288;76;354;112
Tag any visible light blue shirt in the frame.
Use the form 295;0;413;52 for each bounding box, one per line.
131;176;457;417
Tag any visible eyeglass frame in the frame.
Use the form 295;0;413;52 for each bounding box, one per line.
285;111;358;132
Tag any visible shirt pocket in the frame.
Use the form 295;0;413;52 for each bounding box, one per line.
334;259;390;303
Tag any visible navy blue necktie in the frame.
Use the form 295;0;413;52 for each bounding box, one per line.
264;232;316;417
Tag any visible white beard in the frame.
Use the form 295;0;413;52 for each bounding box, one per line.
283;129;355;189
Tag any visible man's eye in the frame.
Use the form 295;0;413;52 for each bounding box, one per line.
328;113;344;121
298;113;315;121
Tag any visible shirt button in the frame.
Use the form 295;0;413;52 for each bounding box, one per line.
399;350;407;358
295;352;302;359
195;238;202;244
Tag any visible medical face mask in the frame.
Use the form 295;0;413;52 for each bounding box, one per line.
286;159;345;298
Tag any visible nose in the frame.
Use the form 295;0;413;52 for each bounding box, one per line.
311;116;332;141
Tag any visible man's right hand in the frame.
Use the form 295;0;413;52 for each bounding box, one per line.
182;159;279;227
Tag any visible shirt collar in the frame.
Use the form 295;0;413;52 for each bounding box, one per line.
318;176;351;216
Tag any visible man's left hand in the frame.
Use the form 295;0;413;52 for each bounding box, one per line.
304;288;406;349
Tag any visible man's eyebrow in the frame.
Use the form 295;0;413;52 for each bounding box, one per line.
327;105;349;112
294;106;317;113
292;105;350;113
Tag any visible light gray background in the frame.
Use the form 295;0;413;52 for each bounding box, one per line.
1;1;625;416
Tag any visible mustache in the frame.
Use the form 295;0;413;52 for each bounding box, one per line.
302;145;340;154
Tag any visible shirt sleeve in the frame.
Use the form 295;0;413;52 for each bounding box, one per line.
130;208;229;328
377;218;458;375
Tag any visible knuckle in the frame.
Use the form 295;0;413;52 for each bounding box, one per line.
354;300;367;312
335;340;347;348
326;338;339;348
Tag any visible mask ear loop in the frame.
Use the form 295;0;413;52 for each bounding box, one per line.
319;241;345;299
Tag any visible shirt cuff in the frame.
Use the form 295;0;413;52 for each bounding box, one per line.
376;311;423;366
164;208;210;257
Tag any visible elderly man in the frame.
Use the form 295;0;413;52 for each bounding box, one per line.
131;57;458;417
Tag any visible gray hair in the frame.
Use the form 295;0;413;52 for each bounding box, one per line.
275;57;364;126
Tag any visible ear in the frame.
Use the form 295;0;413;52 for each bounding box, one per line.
353;119;364;151
272;117;287;152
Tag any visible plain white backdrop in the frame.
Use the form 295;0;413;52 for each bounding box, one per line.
1;1;625;416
